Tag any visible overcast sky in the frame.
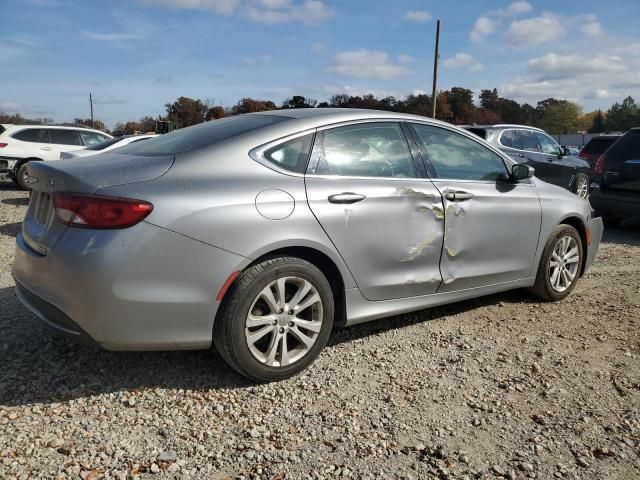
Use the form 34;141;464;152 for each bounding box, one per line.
2;0;639;127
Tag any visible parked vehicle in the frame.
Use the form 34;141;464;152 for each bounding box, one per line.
565;146;581;156
464;125;592;199
60;134;157;159
579;134;623;170
13;109;603;382
590;128;640;224
0;125;112;189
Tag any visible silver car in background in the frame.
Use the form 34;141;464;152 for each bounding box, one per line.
12;109;603;382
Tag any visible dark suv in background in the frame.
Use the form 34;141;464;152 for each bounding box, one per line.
579;134;623;170
464;124;592;198
590;128;640;224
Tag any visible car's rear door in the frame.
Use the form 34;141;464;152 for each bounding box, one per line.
305;121;445;301
47;129;84;158
408;122;541;292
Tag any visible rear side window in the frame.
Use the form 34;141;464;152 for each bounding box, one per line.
264;134;313;173
411;123;508;181
48;129;81;145
519;130;540;152
115;114;289;156
316;122;416;178
12;128;49;143
604;131;640;166
465;128;488;139
582;138;618;155
79;131;107;146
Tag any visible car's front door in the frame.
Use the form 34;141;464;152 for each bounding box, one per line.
305;121;445;301
409;123;542;292
534;131;573;188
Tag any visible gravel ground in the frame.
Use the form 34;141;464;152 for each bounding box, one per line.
0;180;638;480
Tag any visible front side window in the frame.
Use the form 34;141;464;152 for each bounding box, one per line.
48;129;81;146
264;134;313;173
535;132;560;155
12;128;48;143
411;123;508;181
519;130;540;152
79;131;105;146
316;122;415;178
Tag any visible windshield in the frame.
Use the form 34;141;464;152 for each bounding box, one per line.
114;114;290;156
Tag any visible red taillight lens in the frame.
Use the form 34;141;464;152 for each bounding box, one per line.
594;154;606;175
53;193;153;229
0;143;7;148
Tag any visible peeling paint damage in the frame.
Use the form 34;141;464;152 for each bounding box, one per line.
402;231;438;262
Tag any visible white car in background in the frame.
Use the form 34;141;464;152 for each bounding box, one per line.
0;125;112;189
60;134;157;159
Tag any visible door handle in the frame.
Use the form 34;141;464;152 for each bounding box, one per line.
445;190;473;201
328;192;366;204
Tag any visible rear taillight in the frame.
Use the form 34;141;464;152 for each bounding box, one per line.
594;154;606;175
0;143;7;148
53;193;153;229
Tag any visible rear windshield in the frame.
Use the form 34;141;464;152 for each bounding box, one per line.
582;137;618;155
604;130;640;165
87;137;125;151
114;115;289;156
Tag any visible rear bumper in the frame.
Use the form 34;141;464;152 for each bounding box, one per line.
583;217;603;274
0;156;18;177
12;223;248;350
590;186;640;220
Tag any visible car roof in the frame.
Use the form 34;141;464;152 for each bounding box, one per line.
3;124;108;133
462;124;546;133
252;107;458;130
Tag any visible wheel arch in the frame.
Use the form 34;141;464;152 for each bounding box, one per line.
246;246;348;326
559;215;588;276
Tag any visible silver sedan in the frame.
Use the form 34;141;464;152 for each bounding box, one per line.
13;109;603;382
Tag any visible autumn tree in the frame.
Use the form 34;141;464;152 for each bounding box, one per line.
165;96;207;127
205;106;226;120
231;98;277;115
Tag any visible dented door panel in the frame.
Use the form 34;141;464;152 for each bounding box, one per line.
434;181;542;292
305;177;444;301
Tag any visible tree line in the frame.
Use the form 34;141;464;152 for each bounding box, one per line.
2;89;638;135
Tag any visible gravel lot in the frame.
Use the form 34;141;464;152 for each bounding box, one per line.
0;180;638;480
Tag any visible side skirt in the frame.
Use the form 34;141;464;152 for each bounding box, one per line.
344;277;535;326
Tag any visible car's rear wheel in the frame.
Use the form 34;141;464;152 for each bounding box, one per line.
213;256;334;382
529;224;583;301
573;173;589;199
16;162;31;190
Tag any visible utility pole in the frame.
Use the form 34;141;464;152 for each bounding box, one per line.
431;19;440;119
89;93;94;128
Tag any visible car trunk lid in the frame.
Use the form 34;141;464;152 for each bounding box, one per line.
21;154;173;256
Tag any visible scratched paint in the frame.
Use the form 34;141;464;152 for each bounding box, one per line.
344;208;352;228
82;236;97;256
402;231;438;262
396;187;435;198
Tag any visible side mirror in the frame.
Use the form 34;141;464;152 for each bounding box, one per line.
511;163;535;181
561;146;571;157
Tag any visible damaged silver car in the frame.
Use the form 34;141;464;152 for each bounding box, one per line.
13;109;603;382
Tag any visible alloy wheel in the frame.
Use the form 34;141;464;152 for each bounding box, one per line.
244;276;323;368
549;236;580;293
576;176;589;199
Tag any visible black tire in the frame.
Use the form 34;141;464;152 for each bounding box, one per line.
529;224;583;302
16;162;31;191
213;256;334;382
573;173;589;199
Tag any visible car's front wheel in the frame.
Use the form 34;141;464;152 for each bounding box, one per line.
573;173;589;199
529;224;583;301
213;256;334;382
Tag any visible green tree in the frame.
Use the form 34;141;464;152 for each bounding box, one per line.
605;96;639;132
479;88;500;112
444;87;476;124
537;101;582;134
281;96;317;109
588;110;606;133
165;96;207;127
